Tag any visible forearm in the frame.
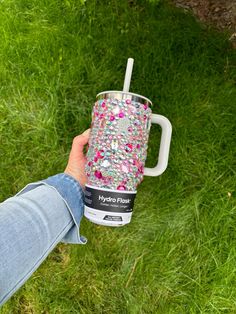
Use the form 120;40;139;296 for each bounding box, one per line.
0;174;85;306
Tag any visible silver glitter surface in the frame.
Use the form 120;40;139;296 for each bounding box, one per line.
101;159;111;168
117;117;130;135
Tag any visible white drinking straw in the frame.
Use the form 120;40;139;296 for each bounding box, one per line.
123;58;134;92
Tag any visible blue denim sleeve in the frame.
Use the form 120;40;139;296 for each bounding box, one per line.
19;173;87;244
0;173;86;306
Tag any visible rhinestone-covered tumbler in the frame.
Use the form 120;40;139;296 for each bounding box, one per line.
84;91;172;227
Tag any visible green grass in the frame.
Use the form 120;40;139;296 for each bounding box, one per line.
0;0;236;312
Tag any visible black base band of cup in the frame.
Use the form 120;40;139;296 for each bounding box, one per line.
84;185;136;213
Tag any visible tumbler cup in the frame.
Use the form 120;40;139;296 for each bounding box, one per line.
84;59;172;226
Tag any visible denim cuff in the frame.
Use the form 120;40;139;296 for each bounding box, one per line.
17;173;87;244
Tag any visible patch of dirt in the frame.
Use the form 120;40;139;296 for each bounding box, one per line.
172;0;236;47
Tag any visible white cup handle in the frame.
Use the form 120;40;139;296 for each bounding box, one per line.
144;114;172;176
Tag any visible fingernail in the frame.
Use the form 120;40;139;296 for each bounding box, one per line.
82;128;91;136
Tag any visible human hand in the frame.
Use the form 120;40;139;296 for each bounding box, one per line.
64;129;90;188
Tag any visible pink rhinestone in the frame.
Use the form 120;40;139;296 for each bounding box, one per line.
119;112;125;118
128;126;133;132
96;150;105;159
133;159;139;166
88;161;93;166
102;177;111;184
136;144;140;149
117;185;126;190
99;113;105;119
143;104;148;110
110;115;115;121
94;156;98;162
101;102;106;108
125;143;133;152
94;170;103;179
144;115;147;120
125;99;131;104
138;165;144;174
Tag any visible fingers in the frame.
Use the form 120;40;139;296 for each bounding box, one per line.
73;129;90;144
70;129;90;159
82;128;91;138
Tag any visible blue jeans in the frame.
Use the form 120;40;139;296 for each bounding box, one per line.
0;173;86;306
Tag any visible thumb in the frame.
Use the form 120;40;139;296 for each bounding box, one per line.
70;129;90;160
